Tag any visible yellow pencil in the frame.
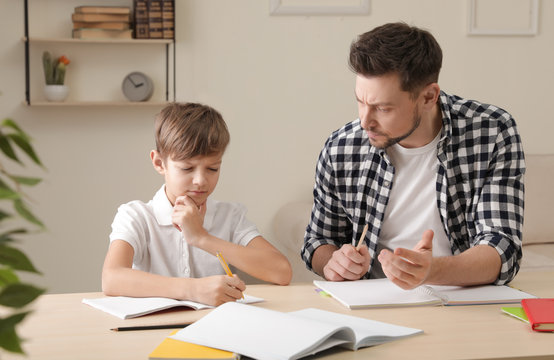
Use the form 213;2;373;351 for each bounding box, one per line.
216;251;233;276
356;224;368;250
216;251;244;299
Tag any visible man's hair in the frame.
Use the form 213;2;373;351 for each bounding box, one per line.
349;22;442;96
154;102;230;161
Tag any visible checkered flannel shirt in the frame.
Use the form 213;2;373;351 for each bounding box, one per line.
302;91;525;285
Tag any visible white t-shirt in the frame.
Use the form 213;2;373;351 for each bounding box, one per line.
379;132;452;257
109;185;261;278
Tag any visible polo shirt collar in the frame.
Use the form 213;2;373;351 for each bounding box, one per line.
153;185;174;226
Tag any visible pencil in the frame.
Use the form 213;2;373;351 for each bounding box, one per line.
216;251;233;277
110;323;191;331
356;224;368;250
216;251;244;299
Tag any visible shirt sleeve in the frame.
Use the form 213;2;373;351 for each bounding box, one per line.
109;203;146;264
230;203;261;247
301;138;353;272
473;116;525;285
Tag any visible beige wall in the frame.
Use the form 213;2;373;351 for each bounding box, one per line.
1;0;552;292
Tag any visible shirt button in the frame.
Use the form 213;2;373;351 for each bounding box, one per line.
384;181;390;187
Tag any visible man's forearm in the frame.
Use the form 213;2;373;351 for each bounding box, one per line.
311;244;339;277
426;244;501;286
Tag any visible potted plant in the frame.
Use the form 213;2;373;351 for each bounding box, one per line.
42;51;70;102
0;118;45;354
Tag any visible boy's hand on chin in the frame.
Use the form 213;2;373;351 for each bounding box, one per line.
172;195;208;245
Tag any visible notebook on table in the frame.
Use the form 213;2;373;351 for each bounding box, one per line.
82;294;264;319
169;302;423;360
313;278;536;309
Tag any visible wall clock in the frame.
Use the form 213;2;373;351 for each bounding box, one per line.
122;71;154;102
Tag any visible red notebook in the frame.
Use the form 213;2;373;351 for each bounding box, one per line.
521;298;554;332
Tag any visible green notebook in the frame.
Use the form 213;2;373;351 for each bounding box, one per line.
501;306;529;323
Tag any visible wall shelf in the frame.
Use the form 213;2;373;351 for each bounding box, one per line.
25;37;173;45
23;0;176;107
23;101;170;107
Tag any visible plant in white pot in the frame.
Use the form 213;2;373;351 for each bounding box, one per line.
42;51;70;102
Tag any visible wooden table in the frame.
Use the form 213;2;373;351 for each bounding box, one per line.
4;270;554;360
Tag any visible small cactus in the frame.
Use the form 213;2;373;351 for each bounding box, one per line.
42;51;70;85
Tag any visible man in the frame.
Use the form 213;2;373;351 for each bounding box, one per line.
301;22;524;289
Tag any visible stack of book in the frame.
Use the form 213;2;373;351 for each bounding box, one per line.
134;0;174;39
71;6;132;39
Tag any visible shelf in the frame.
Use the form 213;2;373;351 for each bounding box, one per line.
24;101;170;107
24;37;173;45
23;0;176;105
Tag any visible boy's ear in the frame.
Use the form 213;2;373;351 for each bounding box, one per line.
150;150;166;175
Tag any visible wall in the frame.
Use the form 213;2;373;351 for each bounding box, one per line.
0;0;552;292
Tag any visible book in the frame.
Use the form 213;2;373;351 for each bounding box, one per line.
73;21;130;30
161;0;174;39
72;13;130;23
148;0;163;39
313;278;536;309
521;298;554;332
134;0;149;39
170;302;423;360
501;306;529;323
150;330;239;360
82;295;264;319
72;28;133;39
74;6;131;15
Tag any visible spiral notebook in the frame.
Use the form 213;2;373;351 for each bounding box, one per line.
313;278;536;309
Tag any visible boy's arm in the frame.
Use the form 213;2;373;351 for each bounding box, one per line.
173;196;292;285
217;236;292;286
101;240;245;306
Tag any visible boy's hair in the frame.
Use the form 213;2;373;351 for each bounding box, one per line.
154;102;230;161
349;22;442;97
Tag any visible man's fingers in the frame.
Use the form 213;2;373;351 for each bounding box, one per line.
415;229;434;252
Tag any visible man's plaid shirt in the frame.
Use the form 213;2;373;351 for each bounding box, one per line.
302;91;525;285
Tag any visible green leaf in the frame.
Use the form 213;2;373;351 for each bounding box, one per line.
1;119;28;139
0;245;40;273
0;228;27;242
0;283;44;308
0;209;12;223
6;133;42;167
0;133;20;164
13;199;44;228
0;268;19;286
0;178;19;200
0;187;19;200
0;312;31;354
8;175;42;186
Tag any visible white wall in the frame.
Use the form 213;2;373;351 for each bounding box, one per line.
1;0;552;292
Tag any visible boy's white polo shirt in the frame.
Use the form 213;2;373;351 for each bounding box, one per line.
109;185;260;278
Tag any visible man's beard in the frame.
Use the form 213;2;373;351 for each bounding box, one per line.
368;105;421;149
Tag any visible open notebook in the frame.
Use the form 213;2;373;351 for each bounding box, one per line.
170;302;422;360
82;294;263;319
314;278;536;309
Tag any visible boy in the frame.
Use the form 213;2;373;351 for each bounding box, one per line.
102;102;292;306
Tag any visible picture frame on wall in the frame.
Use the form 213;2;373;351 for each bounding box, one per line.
467;0;539;36
269;0;370;16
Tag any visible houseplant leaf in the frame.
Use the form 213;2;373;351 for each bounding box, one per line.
0;283;44;308
13;199;44;228
0;245;40;273
0;312;30;354
5;133;42;167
